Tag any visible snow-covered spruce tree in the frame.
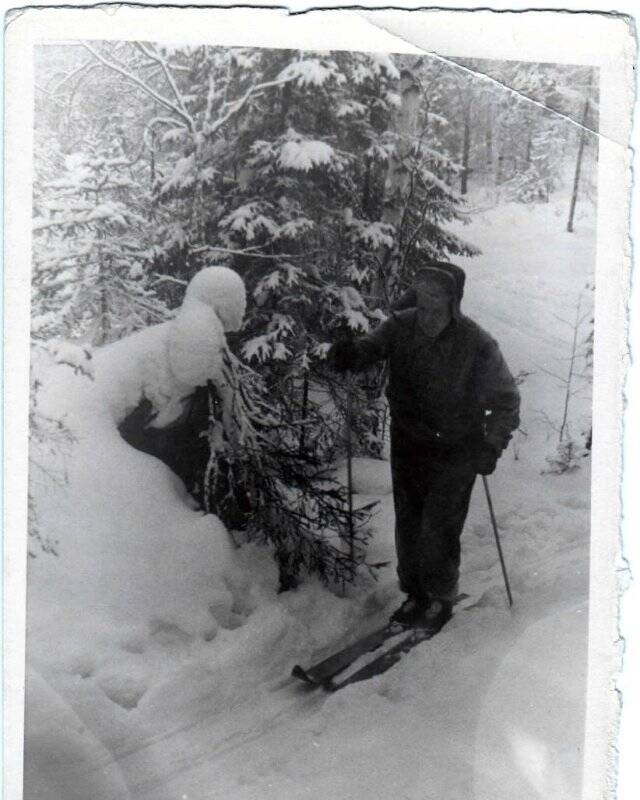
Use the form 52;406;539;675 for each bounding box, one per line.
226;52;478;453
499;66;570;204
32;128;170;345
220;50;404;456
198;351;377;588
512;124;563;203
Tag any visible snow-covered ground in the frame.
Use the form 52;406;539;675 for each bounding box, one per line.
25;196;595;800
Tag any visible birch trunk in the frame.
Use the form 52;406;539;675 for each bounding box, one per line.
567;76;592;233
373;60;421;301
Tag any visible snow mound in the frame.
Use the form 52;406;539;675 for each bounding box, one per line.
473;604;588;799
29;411;238;661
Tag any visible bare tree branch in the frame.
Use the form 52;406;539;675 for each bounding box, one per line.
536;364;569;383
151;273;188;288
50;58;96;94
196;244;321;261
81;41;195;132
134;42;192;124
35;84;66;108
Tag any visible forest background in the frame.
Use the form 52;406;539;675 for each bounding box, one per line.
31;43;598;587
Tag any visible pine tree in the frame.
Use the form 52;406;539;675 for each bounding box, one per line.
32;128;169;344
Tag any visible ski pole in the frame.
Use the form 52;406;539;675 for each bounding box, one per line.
482;475;514;608
345;374;355;564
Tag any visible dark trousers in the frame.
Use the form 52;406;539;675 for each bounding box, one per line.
390;429;477;604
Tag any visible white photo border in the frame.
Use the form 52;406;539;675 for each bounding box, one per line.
4;5;636;799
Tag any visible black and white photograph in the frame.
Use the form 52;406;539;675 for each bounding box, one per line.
3;6;637;800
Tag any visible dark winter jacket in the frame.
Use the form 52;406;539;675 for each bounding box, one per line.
352;309;520;453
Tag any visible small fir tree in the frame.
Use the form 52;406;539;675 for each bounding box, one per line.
32;129;169;344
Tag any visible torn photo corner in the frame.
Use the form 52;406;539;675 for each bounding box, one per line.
3;5;637;800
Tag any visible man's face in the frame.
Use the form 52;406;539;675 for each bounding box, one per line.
416;279;452;316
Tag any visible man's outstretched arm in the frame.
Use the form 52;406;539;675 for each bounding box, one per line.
329;316;396;372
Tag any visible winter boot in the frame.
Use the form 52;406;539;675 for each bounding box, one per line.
390;597;428;627
419;597;453;633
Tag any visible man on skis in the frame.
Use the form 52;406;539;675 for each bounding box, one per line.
329;261;520;632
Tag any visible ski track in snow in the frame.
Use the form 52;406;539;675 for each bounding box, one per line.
26;197;594;800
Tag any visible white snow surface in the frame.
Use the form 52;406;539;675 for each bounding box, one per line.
26;199;594;799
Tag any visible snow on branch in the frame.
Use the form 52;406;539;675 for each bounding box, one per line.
277;58;346;88
200;350;378;586
205;75;296;138
133;42;192;121
81;41;195;132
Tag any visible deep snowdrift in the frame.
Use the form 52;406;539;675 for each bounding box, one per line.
25;199;595;800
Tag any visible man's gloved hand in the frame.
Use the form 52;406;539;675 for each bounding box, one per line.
328;339;359;373
474;441;499;475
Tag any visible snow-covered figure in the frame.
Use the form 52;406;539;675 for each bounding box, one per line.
96;266;246;428
182;265;246;334
26;265;252;764
329;261;520;631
